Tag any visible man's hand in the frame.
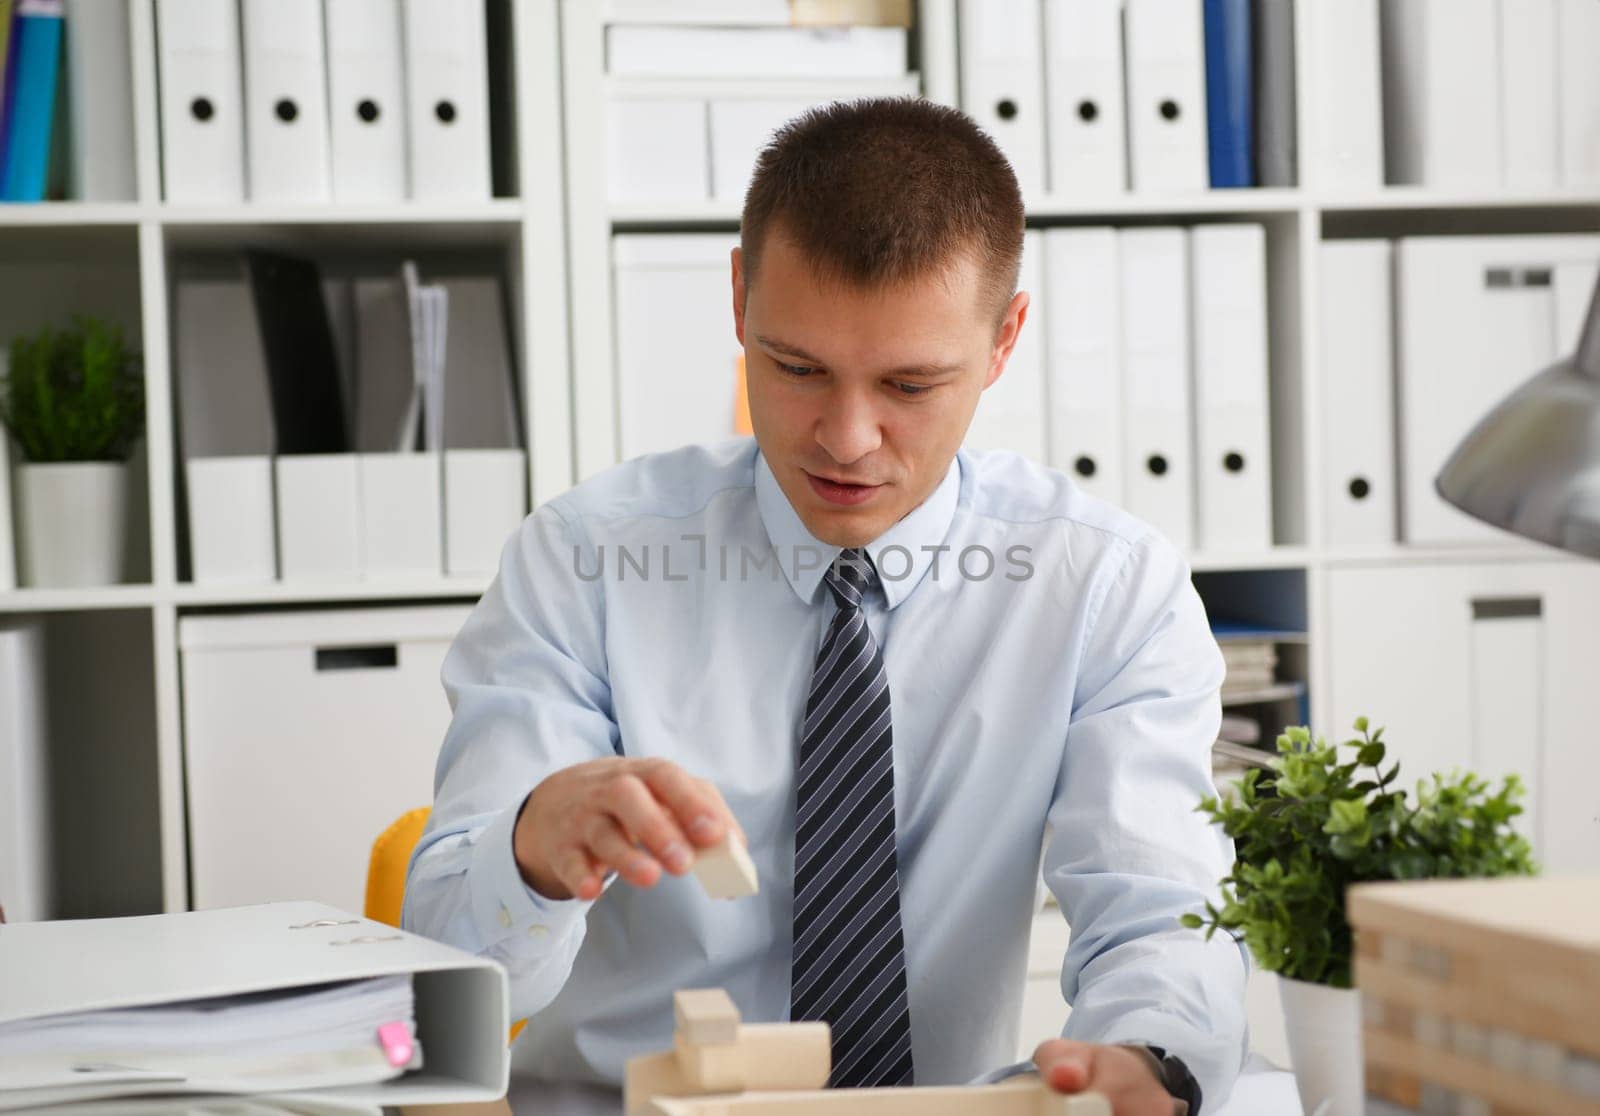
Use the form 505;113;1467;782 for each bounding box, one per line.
1033;1040;1175;1116
513;757;746;901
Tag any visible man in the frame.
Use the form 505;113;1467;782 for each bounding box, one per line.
404;98;1246;1115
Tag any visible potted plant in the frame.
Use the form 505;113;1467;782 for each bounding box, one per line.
0;317;145;587
1183;719;1536;1116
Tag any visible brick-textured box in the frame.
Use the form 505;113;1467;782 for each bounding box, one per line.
1349;877;1600;1115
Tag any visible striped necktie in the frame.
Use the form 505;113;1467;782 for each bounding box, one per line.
790;548;914;1088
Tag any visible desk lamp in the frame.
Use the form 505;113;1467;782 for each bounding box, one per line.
1436;271;1600;557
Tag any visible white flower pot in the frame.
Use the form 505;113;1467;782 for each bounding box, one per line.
1279;976;1364;1116
14;461;131;588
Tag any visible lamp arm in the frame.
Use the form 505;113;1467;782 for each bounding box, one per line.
1580;267;1600;381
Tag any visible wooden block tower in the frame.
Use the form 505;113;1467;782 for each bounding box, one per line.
1349;877;1600;1114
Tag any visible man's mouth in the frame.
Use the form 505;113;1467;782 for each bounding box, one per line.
805;471;884;507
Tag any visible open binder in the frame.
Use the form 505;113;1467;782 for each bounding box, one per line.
0;901;508;1110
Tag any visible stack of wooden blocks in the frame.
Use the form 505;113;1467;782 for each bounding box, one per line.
1350;877;1600;1115
626;987;1110;1116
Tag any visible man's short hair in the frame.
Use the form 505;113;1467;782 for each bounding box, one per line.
740;97;1025;325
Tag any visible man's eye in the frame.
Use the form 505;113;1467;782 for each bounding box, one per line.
777;361;816;377
893;381;931;397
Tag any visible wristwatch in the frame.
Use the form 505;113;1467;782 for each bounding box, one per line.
1122;1044;1203;1115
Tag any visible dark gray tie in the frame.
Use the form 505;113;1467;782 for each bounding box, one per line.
790;548;914;1088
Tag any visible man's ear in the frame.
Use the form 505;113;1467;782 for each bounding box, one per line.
983;290;1030;390
732;246;748;345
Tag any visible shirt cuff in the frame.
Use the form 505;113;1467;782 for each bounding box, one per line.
468;801;595;945
967;1060;1038;1085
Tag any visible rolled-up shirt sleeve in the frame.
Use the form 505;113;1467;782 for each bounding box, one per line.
402;499;620;1019
1042;531;1249;1109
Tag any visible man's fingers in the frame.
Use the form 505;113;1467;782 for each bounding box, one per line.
556;847;604;901
1034;1039;1095;1094
701;782;748;846
639;762;728;848
603;773;695;875
586;815;662;887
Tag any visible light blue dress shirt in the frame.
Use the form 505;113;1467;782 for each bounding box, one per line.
403;438;1249;1106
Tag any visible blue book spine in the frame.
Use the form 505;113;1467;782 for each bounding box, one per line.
0;0;63;203
0;6;21;175
1203;0;1255;189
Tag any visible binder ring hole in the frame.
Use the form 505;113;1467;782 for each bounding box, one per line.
357;99;381;123
1349;477;1371;501
1147;454;1169;477
275;98;299;123
1159;99;1181;122
1074;455;1097;479
190;97;214;123
996;98;1018;121
435;99;458;124
1077;100;1099;123
1223;451;1245;473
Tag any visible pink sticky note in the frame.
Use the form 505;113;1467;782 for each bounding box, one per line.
377;1021;414;1068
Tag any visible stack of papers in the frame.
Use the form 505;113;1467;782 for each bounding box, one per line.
0;974;419;1107
1219;641;1278;698
398;261;450;455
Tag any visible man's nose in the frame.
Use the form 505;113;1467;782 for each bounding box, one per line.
814;388;884;465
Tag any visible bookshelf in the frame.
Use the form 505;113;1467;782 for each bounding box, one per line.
0;1;1596;943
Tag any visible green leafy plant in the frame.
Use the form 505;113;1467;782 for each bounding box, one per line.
1181;719;1537;989
0;317;145;463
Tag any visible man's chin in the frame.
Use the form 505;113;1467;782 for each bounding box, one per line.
796;505;894;549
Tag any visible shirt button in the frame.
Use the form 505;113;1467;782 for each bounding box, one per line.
498;905;512;929
528;924;549;938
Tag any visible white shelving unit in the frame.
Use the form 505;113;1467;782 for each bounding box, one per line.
0;0;571;916
3;0;1597;931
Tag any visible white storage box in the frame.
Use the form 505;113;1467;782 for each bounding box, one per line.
179;604;473;912
276;453;362;580
358;452;443;579
608;96;709;204
444;448;526;577
605;25;908;79
0;620;50;922
186;456;277;584
612;233;744;458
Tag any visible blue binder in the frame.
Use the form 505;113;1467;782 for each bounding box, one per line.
1203;0;1255;189
0;0;63;203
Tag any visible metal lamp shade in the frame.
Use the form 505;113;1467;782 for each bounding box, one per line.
1436;271;1600;559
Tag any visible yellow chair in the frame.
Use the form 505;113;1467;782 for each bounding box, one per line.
366;807;528;1044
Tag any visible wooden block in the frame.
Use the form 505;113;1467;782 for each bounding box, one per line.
1489;1028;1529;1074
675;988;742;1044
1452;1019;1490;1061
738;1022;832;1091
1413;1009;1446;1049
626;1050;695;1116
642;1078;1111;1115
676;1032;744;1092
787;0;914;27
1366;1064;1423;1109
1366;1029;1600;1116
692;833;759;899
1036;1088;1113;1116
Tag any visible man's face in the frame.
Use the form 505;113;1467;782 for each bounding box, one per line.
733;230;1029;548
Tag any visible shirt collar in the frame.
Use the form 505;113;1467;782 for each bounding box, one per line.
753;451;962;610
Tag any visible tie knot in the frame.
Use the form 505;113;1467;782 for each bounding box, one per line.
823;549;876;609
